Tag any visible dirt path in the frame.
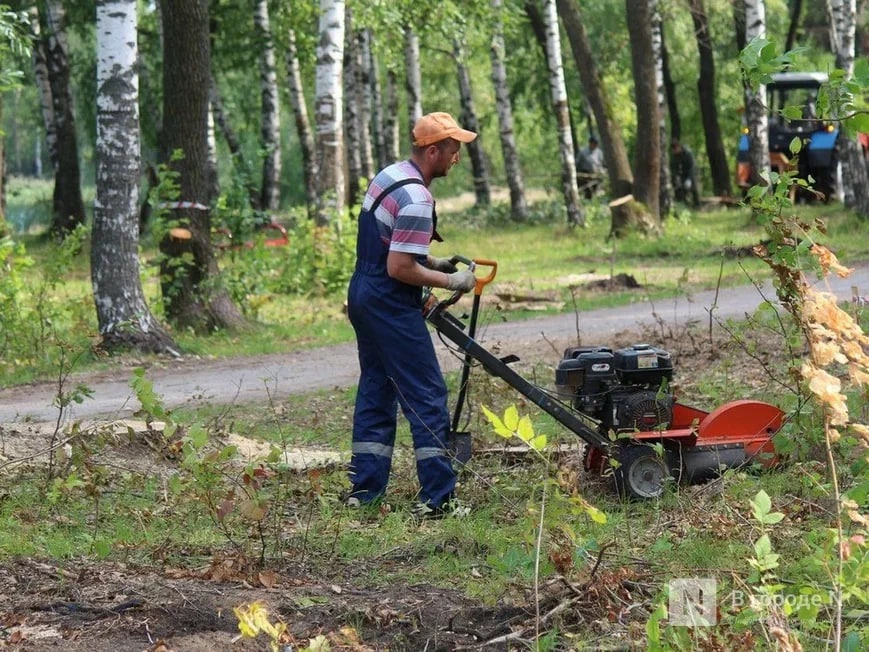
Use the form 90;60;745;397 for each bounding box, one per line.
2;265;867;426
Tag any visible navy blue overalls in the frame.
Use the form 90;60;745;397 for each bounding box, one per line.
346;176;456;508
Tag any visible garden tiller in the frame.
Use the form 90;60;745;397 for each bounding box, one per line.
424;257;784;500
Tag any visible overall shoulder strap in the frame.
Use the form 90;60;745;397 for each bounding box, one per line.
369;177;425;212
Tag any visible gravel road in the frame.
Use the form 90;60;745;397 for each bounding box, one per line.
1;264;866;425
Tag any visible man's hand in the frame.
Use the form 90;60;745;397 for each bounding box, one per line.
446;270;476;293
429;256;459;273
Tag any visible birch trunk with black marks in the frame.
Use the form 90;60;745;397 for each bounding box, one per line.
356;28;375;181
315;0;345;222
491;0;528;221
255;0;281;212
827;0;869;216
92;0;176;354
384;69;400;163
453;37;490;207
652;2;673;215
285;29;319;217
542;0;583;226
743;0;770;188
366;30;388;170
404;28;422;141
343;6;362;206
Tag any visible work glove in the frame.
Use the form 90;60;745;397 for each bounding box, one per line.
429;255;459;273
446;270;476;293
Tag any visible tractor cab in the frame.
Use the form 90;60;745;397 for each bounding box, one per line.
736;72;840;200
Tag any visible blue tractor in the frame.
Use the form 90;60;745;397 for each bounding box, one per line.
736;72;840;201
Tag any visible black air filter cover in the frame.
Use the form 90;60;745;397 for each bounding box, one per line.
613;344;673;386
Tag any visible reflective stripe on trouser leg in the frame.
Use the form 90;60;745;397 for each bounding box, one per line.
348;330;397;503
381;312;455;508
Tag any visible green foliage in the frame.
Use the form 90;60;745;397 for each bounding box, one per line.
0;7;30;92
0;226;95;382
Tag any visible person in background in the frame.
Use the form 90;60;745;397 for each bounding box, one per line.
576;135;606;199
670;137;700;208
345;112;477;519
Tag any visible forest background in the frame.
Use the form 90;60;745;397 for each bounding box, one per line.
0;0;869;650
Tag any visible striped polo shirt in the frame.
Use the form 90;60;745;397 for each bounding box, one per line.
362;160;434;257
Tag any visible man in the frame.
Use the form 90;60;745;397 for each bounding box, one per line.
670;138;700;207
346;112;477;519
577;135;605;199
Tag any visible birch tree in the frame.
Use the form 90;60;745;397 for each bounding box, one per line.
826;0;869;215
454;37;491;207
651;2;672;215
367;31;388;170
343;5;362;205
542;0;582;226
743;0;770;188
384;68;400;163
355;28;375;181
404;26;423;135
255;0;281;211
315;0;345;222
491;0;528;221
92;0;176;354
285;28;319;217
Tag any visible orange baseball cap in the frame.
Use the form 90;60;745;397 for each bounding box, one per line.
412;112;477;147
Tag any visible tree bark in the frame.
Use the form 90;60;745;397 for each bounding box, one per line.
454;37;491;207
92;0;177;355
285;29;319;218
384;69;400;163
315;0;346;222
158;0;246;332
366;31;388;170
255;0;281;212
661;30;680;142
743;0;770;189
689;0;733;197
343;6;362;207
556;0;634;230
827;0;869;216
652;3;673;215
404;28;422;142
542;0;583;226
356;28;375;181
626;0;661;230
785;0;803;52
38;0;86;239
29;8;55;171
491;0;528;221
